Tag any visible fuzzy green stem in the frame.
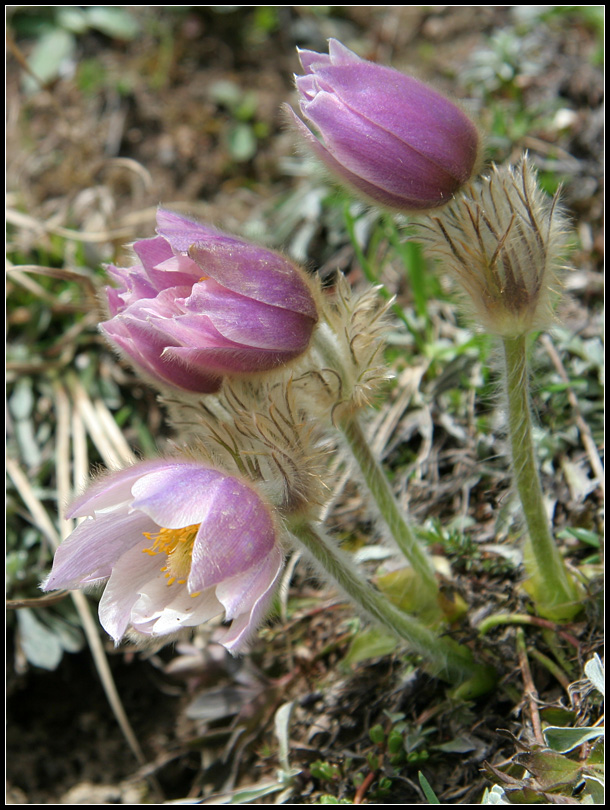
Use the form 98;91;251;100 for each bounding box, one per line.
312;323;438;603
289;519;495;696
338;411;439;599
502;335;581;619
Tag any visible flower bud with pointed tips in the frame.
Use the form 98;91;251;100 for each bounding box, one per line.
101;209;319;393
286;39;481;212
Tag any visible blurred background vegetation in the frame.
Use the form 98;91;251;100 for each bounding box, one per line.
7;6;603;805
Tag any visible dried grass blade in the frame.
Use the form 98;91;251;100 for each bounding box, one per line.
67;374;129;470
540;334;604;495
52;382;157;783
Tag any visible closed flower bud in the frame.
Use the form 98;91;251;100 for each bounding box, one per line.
286;38;480;212
42;459;283;651
101;209;319;393
420;158;570;337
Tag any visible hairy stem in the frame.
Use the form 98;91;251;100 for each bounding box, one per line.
289;519;495;695
338;411;439;599
502;335;581;619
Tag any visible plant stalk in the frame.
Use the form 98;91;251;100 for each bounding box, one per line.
338;411;439;599
502;335;581;619
312;322;438;602
289;519;495;695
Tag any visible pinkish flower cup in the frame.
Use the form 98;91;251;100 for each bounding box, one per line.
286;39;480;211
42;459;283;651
101;209;318;393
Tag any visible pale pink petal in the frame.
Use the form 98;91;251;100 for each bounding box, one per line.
216;545;283;621
218;546;284;652
100;316;223;393
98;543;163;642
66;460;177;519
130;464;225;528
42;509;155;591
132;584;223;636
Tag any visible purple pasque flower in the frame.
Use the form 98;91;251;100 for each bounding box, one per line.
286;39;480;211
42;459;283;652
101;209;319;393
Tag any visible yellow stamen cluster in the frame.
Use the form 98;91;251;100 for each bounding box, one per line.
143;523;200;587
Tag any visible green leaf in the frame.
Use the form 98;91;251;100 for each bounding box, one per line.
557;527;601;548
388;728;404;755
311;760;340;781
43;613;84;654
274;701;295;773
56;6;89;33
539;707;576;727
23;28;75;91
210;79;243;109
16;608;63;670
434;735;478;754
585;654;605;696
418;771;440;803
228;123;257;162
583;775;605;804
515;750;582;787
543;726;605;754
376;567;443;625
83;6;140;40
340;628;397;670
9;378;34;420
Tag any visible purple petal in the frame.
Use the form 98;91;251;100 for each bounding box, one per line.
285;106;433;210
216;544;283;619
144;254;203;291
188;478;277;591
327;38;363;65
298;63;477;185
165;344;302;375
298;39;361;73
106;286;125;318
298;91;460;200
188;243;318;319
100;316;223;393
292;40;479;211
154;315;249;354
104;264;159;312
182;284;316;351
133;236;174;275
297;47;332;73
155;208;238;253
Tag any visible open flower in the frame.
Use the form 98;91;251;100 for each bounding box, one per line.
286;39;480;211
101;209;319;393
42;459;283;651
